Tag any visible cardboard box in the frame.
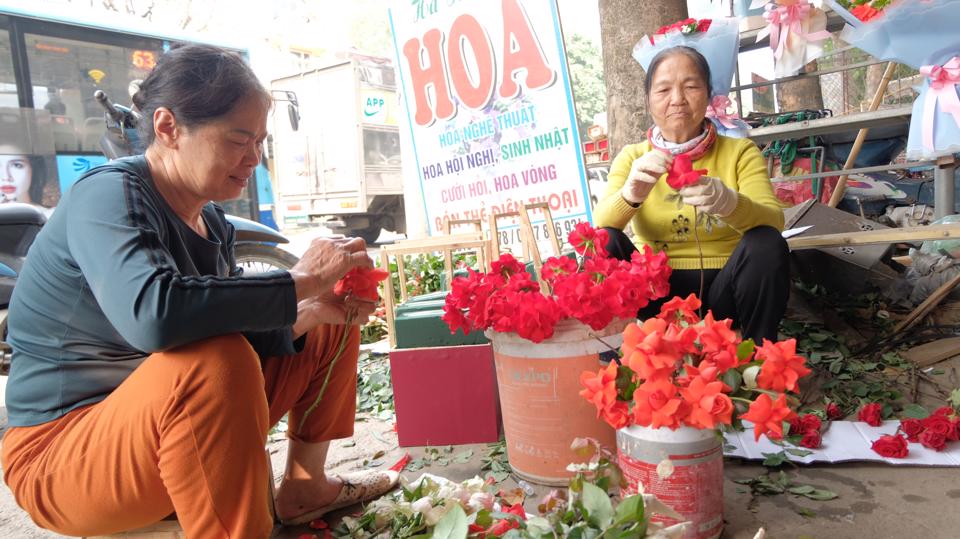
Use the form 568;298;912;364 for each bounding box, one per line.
389;343;501;447
785;200;898;291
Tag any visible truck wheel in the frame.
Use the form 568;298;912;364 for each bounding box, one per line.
234;243;300;275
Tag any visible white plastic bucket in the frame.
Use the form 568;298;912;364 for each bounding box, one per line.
617;425;723;539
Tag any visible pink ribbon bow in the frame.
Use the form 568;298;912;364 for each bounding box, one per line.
919;57;960;151
705;95;742;129
757;0;832;60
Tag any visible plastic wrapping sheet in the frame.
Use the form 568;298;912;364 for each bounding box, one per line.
725;421;960;466
824;0;960;159
633;17;741;97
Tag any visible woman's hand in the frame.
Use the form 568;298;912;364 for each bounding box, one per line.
678;176;739;217
291;293;377;337
621;151;672;205
289;237;373;300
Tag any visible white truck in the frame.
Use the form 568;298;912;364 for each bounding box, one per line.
270;55;404;243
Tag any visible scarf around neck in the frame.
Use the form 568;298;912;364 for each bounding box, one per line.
647;121;717;161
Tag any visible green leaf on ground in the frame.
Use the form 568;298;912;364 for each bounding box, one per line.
902;404;930;419
762;451;788;467
432;503;468;539
453;450;474;464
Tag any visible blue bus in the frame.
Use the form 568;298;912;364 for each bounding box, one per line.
0;3;279;229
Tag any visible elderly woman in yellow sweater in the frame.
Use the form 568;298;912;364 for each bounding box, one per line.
594;46;788;343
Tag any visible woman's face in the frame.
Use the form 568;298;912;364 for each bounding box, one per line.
0;150;34;204
172;92;269;203
647;53;710;143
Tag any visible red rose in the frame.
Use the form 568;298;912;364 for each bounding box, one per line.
932;406;955;417
850;3;881;22
504;503;526;519
788;416;803;436
900;418;925;443
919;430;947;451
826;402;843;420
800;414;822;434
334;267;390;301
800;430;822;449
486;518;521;536
871;434;909;458
696;19;712;33
858;403;883;426
954;419;960;442
922;414;955;438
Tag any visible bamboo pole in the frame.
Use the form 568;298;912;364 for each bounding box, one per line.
827;61;898;208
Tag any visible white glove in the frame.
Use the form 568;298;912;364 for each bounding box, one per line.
678;176;739;217
621;151;673;206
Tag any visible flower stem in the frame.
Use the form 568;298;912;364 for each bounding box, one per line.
297;310;357;435
692;207;705;317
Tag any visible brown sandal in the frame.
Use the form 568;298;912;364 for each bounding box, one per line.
279;469;400;526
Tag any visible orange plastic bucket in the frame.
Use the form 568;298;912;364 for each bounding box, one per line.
487;319;626;486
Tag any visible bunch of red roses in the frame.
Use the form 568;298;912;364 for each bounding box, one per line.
442;223;672;343
836;0;895;22
579;294;813;441
788;413;824;449
862;403;960;457
649;18;712;44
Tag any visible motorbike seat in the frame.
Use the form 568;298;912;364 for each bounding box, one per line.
0;203;47;227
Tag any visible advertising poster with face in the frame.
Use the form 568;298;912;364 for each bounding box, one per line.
0;108;61;212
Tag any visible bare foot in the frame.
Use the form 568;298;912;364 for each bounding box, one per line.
274;475;343;522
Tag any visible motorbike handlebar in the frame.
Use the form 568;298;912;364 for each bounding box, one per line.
94;90;127;126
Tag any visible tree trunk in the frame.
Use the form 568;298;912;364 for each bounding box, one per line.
598;0;687;157
776;60;825;112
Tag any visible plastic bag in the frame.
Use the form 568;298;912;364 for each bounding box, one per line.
920;215;960;259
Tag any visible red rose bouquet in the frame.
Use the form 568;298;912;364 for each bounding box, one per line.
580;294;813;442
442;223;672;343
649;18;713;44
831;0;898;22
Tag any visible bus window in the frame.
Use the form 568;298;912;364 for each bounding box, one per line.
23;33;161;153
0;17;18;108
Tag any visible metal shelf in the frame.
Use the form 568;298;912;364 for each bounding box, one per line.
747;105;913;144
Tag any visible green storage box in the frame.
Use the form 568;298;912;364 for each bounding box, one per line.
394;291;488;349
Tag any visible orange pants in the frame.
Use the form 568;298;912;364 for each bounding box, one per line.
1;324;359;538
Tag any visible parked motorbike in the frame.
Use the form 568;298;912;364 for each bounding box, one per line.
0;92;298;374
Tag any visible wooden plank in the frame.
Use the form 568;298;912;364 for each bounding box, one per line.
894;271;960;334
378;233;485;255
902;337;960;368
787;224;960;250
380;247;398;349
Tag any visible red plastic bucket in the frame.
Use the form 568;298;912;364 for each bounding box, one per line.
488;318;626;486
617;425;723;539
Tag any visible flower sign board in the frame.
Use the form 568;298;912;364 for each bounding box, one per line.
389;0;591;250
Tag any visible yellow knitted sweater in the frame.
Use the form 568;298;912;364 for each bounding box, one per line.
593;135;784;270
